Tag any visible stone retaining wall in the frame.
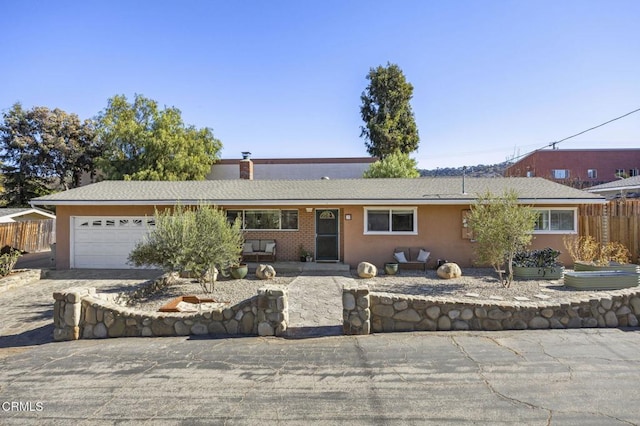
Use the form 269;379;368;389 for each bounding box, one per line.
343;284;640;334
0;269;46;293
53;277;288;341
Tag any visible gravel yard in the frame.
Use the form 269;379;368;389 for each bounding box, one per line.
119;266;625;313
123;273;296;311
362;267;611;303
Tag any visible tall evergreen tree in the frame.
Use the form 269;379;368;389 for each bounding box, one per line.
360;62;420;159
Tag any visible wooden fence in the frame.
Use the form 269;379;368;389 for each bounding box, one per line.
579;200;640;259
0;219;56;253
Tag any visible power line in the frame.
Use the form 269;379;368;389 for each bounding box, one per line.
509;107;640;163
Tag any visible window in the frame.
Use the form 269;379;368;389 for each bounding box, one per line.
364;207;417;234
552;169;569;179
630;169;639;177
226;209;298;230
616;169;625;178
587;169;597;179
534;208;576;233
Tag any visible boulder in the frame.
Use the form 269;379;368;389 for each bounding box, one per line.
256;264;276;280
437;262;462;279
357;262;377;278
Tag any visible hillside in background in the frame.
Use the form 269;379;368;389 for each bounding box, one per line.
420;161;511;178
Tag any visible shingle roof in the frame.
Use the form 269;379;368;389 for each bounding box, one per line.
588;175;640;191
30;178;604;206
0;207;55;218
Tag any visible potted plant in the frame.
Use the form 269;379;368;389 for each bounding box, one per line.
384;262;399;275
230;263;248;279
298;245;308;262
563;236;638;272
512;247;564;279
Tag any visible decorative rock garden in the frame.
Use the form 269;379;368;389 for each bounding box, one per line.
53;273;289;341
343;283;640;334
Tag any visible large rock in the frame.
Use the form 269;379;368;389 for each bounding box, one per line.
256;264;276;280
357;262;377;278
437;262;462;279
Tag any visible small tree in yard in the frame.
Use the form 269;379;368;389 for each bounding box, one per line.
467;190;538;287
128;204;244;293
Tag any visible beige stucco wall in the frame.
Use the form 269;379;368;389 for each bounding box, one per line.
342;204;577;269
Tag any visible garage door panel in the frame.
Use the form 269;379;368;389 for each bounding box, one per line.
74;254;134;269
74;231;147;244
72;216;153;269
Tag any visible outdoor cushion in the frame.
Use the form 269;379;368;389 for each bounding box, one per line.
394;251;408;263
243;242;254;253
264;242;276;253
417;249;430;262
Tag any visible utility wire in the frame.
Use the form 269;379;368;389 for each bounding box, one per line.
509;107;640;163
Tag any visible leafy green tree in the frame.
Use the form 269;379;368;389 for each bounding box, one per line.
363;151;419;178
96;94;221;180
128;204;244;293
467;190;538;287
360;62;420;159
0;103;99;206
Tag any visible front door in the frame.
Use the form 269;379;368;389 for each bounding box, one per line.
315;209;339;261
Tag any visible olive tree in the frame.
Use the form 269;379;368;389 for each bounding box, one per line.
467;190;538;287
128;204;244;293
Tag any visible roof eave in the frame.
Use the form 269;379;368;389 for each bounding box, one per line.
31;197;606;207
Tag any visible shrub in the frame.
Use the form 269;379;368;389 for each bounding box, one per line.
468;190;538;287
128;204;244;293
513;248;561;268
0;249;21;278
563;236;631;266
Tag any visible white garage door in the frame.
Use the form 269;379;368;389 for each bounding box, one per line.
71;217;155;269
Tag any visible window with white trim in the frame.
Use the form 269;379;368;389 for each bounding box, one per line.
226;209;298;230
552;169;569;179
587;169;597;179
533;208;577;233
364;207;417;234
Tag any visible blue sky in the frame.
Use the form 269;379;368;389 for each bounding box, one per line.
2;1;639;169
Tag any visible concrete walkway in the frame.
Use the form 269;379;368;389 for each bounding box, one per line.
286;273;355;338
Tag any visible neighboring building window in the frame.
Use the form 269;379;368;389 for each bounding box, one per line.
587;169;597;179
630;169;639;177
533;208;577;233
526;170;534;177
364;207;417;234
552;169;569;179
616;169;626;178
226;209;298;230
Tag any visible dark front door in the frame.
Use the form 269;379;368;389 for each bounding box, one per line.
315;209;339;261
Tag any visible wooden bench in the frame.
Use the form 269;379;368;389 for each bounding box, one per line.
242;239;276;262
393;247;431;272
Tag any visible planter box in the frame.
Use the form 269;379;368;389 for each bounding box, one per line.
564;271;640;290
513;266;564;280
573;261;640;273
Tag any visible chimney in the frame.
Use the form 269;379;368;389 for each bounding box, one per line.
240;152;253;180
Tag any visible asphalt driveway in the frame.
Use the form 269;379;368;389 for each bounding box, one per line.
1;265;640;423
